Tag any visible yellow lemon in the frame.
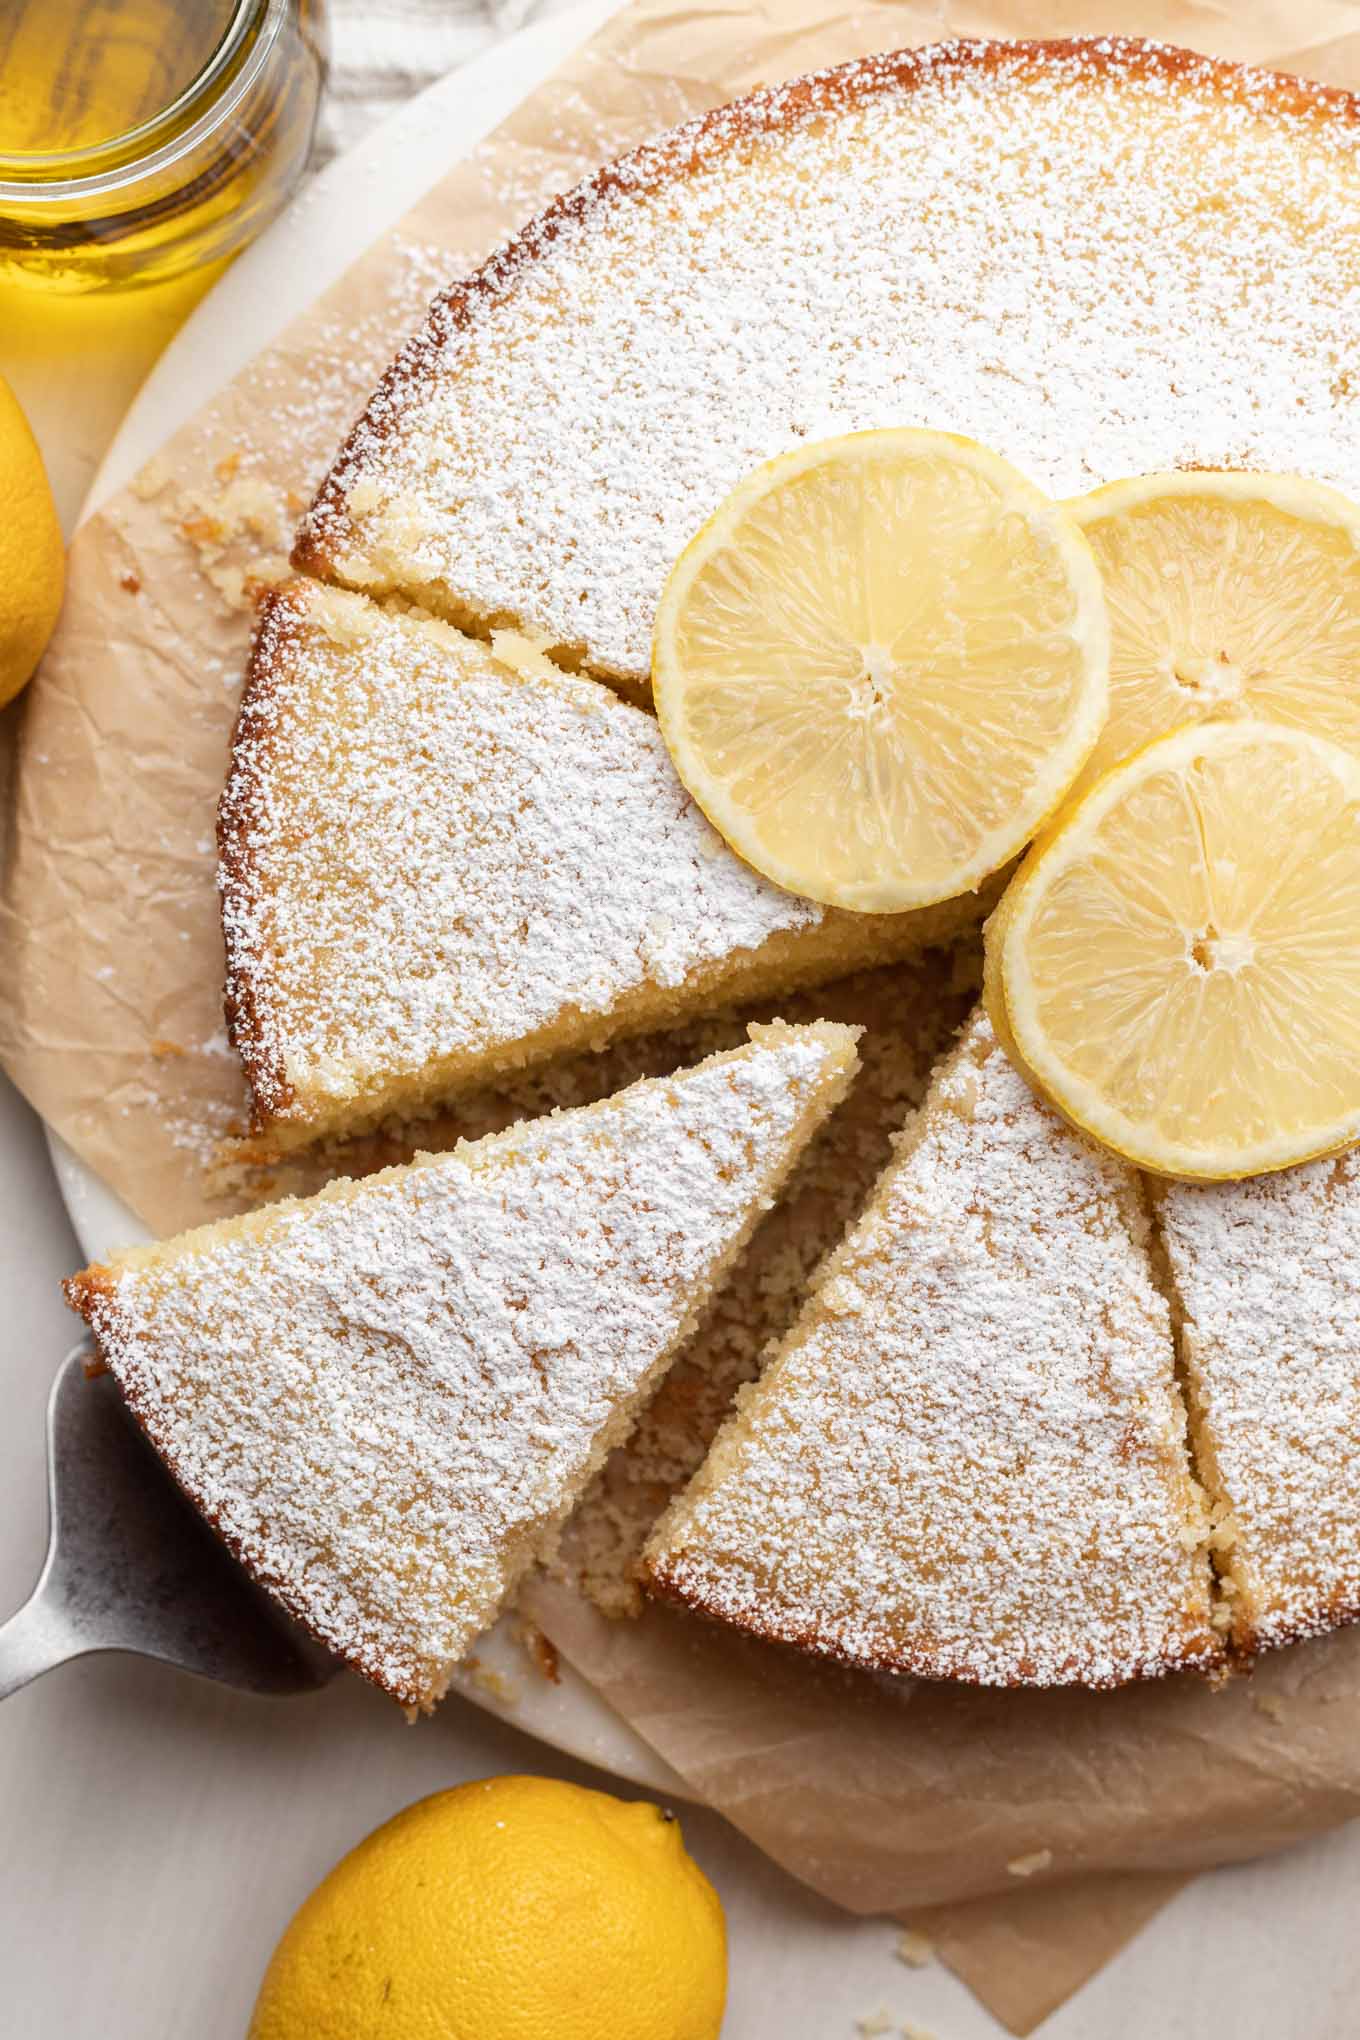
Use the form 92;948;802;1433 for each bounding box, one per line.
652;428;1108;913
0;376;64;706
1069;469;1360;794
247;1775;727;2040
987;719;1360;1181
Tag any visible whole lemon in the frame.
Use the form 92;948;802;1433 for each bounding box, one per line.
0;376;63;707
247;1775;727;2040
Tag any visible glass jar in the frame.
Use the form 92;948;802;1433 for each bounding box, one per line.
0;0;327;293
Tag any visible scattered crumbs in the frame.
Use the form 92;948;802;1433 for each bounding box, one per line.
516;1620;561;1685
902;2024;938;2040
149;1038;187;1060
460;1656;521;1710
129;455;171;501
855;2010;894;2037
1254;1692;1287;1724
118;571;141;595
1007;1849;1053;1878
895;1929;934;1970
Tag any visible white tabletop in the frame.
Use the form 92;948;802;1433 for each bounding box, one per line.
3;13;1360;2035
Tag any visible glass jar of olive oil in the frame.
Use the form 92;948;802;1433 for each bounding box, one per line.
0;0;327;292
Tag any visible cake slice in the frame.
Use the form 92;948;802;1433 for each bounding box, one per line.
1156;1164;1360;1656
221;581;973;1155
645;1010;1222;1686
65;1021;860;1712
294;40;1360;694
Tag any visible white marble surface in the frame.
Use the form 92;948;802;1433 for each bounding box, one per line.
4;7;1360;2034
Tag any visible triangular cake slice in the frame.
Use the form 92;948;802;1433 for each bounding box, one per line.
65;1021;860;1712
293;41;1360;694
645;1010;1221;1686
221;582;974;1154
1156;1164;1360;1656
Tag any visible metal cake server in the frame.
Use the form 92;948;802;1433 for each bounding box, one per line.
0;1346;339;1702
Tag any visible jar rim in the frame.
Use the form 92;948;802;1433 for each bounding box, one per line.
0;0;288;204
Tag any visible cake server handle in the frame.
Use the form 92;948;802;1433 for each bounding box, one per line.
0;1575;79;1701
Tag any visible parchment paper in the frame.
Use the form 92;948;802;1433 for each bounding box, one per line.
7;1;1360;2030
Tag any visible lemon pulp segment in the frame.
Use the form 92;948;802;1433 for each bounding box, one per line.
653;429;1109;913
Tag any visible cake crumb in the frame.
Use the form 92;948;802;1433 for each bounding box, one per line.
855;2010;893;2037
129;456;171;501
902;2023;938;2040
517;1620;561;1685
1254;1692;1287;1724
1007;1848;1053;1878
460;1655;520;1708
895;1929;934;1969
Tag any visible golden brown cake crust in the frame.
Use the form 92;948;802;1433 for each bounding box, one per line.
293;35;1360;600
641;1569;1226;1691
217;583;308;1131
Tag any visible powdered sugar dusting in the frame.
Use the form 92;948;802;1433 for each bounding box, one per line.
647;1009;1220;1686
300;39;1360;684
1157;1161;1360;1651
221;583;932;1144
69;1023;858;1709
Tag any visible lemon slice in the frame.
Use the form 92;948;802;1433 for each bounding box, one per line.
988;719;1360;1180
1070;470;1360;793
652;430;1109;912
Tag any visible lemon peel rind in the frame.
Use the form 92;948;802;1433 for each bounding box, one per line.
1067;465;1360;542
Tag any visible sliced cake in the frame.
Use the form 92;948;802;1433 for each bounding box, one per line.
645;1009;1221;1687
296;39;1360;694
220;582;971;1154
1156;1165;1360;1656
65;1021;860;1712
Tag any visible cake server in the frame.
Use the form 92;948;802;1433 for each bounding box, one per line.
0;1345;339;1702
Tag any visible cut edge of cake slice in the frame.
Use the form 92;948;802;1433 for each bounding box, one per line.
643;1007;1224;1688
220;581;983;1158
1151;1163;1360;1663
64;1020;861;1714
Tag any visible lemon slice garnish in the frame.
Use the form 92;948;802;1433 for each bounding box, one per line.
1070;469;1360;792
987;719;1360;1181
652;429;1109;913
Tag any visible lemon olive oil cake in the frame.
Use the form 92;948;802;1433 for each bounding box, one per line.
65;1022;859;1711
296;39;1360;695
221;582;968;1154
645;1010;1221;1686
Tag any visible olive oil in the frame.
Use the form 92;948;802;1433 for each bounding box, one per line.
0;0;325;291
